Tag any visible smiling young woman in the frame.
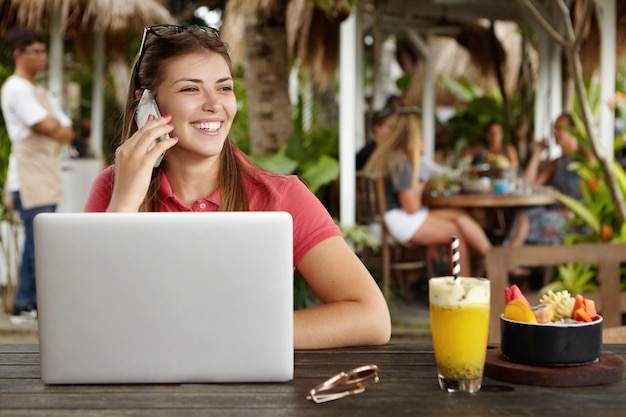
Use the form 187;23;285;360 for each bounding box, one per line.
83;24;391;349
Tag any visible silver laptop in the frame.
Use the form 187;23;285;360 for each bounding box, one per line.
34;212;294;384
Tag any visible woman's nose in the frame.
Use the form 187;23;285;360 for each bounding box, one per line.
202;92;223;112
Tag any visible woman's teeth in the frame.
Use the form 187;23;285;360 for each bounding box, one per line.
191;122;220;131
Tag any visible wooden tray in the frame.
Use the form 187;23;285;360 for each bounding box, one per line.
484;347;625;387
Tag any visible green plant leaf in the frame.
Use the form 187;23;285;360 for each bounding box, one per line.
438;75;476;102
339;223;381;252
299;155;339;194
556;192;601;233
250;153;298;175
613;160;626;195
541;262;599;294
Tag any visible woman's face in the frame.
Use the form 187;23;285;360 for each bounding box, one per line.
553;117;577;153
485;123;503;149
156;51;237;161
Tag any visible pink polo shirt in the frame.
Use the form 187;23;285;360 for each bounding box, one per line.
84;163;341;268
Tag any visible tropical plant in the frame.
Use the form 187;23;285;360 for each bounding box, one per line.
540;125;626;293
540;262;599;294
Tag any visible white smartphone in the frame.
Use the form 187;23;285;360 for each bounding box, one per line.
135;89;169;167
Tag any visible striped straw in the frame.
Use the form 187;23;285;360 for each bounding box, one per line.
451;235;460;283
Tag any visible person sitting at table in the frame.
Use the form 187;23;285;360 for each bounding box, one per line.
83;24;391;350
357;106;443;183
356;106;394;171
362;108;492;275
464;120;519;168
506;113;591;248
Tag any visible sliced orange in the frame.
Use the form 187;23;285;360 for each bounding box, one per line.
504;299;538;323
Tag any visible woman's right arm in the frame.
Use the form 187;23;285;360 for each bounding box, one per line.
523;140;554;186
398;184;423;214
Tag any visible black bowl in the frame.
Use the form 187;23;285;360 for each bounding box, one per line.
500;314;603;366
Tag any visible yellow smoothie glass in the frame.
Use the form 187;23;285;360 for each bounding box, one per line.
429;276;490;393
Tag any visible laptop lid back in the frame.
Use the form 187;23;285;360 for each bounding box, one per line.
35;212;293;384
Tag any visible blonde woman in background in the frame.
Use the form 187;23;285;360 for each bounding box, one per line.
363;108;492;274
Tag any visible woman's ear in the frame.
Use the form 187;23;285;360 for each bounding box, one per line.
135;89;144;101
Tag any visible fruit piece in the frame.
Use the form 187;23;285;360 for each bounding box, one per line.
573;307;593;322
504;299;538;323
504;284;531;308
570;294;599;322
571;294;585;317
532;303;555;323
584;298;598;319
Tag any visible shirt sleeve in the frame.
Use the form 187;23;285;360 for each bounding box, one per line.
392;160;413;192
276;176;342;267
4;79;48;128
83;165;114;212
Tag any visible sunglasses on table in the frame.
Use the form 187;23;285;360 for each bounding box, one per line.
134;24;220;89
306;364;380;404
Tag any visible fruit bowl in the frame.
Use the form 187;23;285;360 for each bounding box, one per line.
500;315;603;366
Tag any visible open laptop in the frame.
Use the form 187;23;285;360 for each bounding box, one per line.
34;212;294;384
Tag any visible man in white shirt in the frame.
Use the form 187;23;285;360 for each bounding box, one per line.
1;28;74;322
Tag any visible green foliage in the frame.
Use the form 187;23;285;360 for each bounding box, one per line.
558;160;626;245
247;83;341;196
540;262;599;294
249;129;340;195
438;75;519;158
439;75;485;103
229;67;250;152
339;223;381;253
546;119;626;291
293;270;321;310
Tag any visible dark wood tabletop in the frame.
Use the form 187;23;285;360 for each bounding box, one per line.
422;186;558;208
1;343;625;416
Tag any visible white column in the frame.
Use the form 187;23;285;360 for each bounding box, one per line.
90;30;105;160
47;9;64;106
421;33;435;160
549;41;562;124
339;9;358;226
534;35;551;143
595;0;616;162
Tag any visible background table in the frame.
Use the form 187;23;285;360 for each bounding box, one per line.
422;186;558;209
1;343;625;416
423;186;558;243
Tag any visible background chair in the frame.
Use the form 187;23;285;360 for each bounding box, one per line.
355;171;433;301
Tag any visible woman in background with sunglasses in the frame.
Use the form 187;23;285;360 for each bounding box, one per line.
84;25;391;349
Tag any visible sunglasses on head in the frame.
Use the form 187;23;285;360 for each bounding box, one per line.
134;24;220;89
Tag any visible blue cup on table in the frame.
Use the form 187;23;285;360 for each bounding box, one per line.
493;179;509;194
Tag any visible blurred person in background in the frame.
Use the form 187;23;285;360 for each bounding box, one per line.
1;28;74;323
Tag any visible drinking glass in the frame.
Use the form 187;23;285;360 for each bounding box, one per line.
429;276;490;393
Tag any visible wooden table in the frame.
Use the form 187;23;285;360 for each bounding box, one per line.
1;343;625;416
422;186;557;209
423;186;558;243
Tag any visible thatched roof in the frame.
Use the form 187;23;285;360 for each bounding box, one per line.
578;0;626;75
1;0;175;58
223;0;348;91
402;21;530;107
